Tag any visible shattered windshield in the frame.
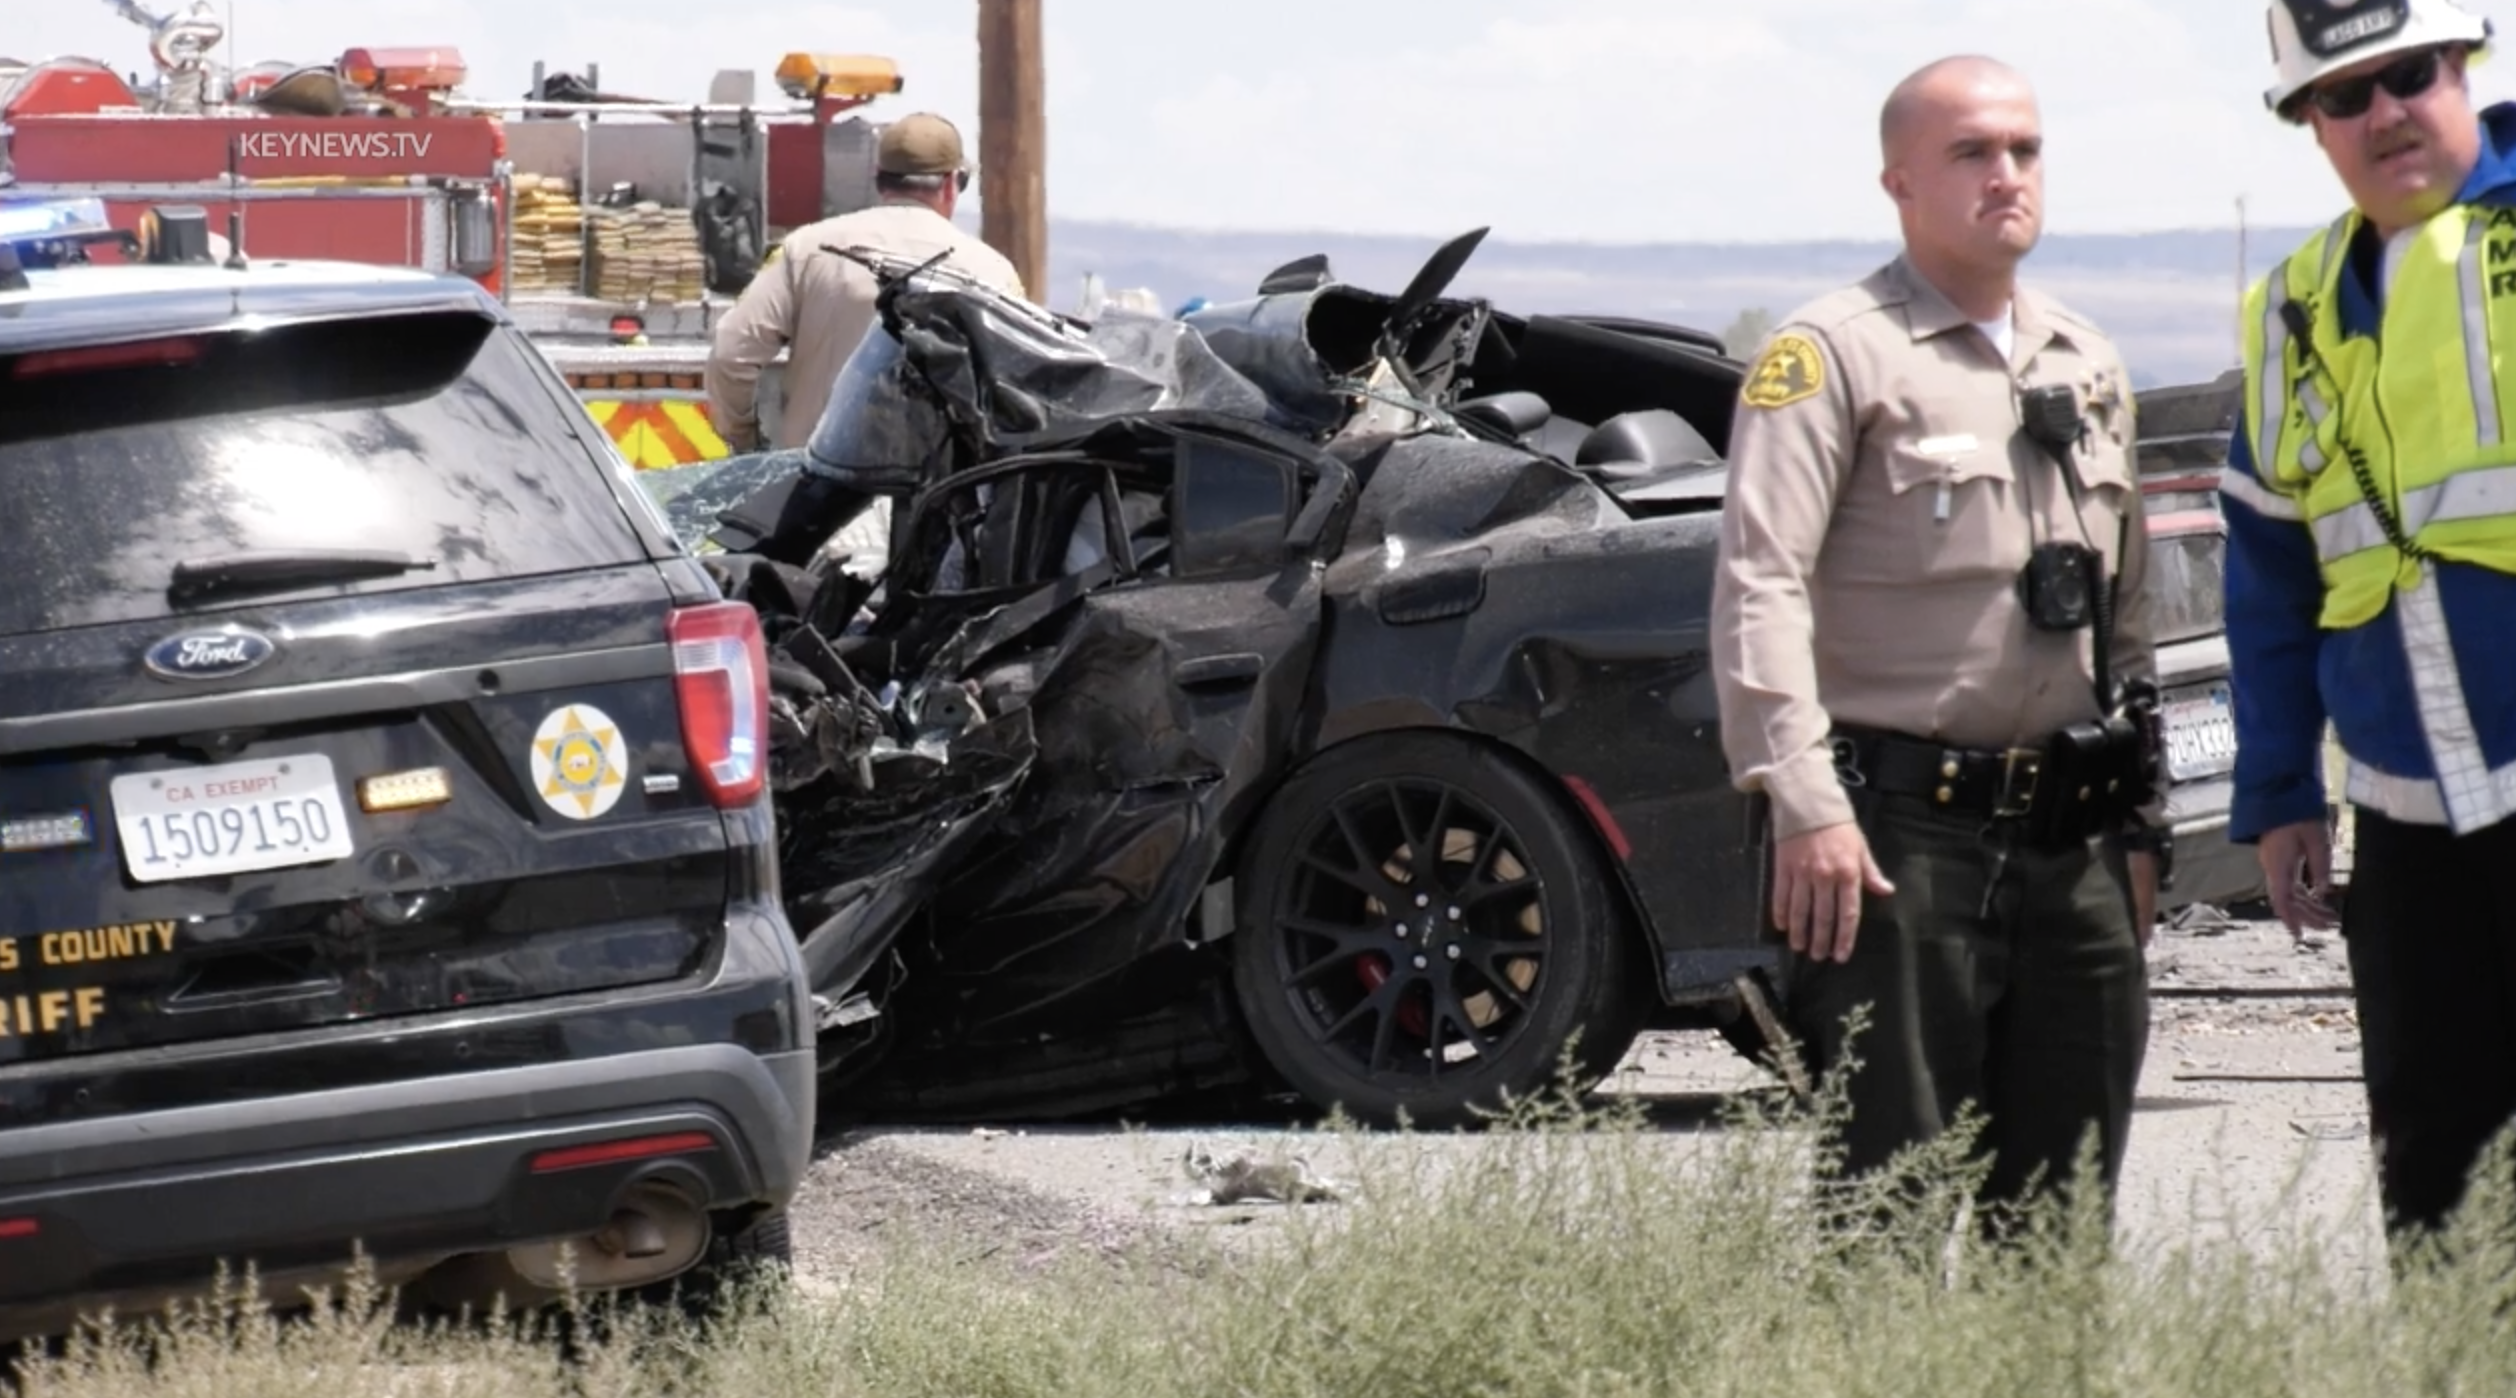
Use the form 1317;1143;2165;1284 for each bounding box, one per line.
795;261;1281;500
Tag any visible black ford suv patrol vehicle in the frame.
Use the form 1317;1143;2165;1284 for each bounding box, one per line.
0;204;813;1341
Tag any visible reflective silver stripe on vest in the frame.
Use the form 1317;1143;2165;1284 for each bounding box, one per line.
2462;216;2503;449
2313;499;2392;560
2291;217;2354;476
2399;563;2510;833
2297;380;2330;474
2347;753;2516;829
2218;464;2305;521
2408;461;2516;531
2345;565;2514;834
2319;214;2352;284
2260;240;2346;479
2311;462;2516;562
2348;757;2447;825
2258;267;2293;477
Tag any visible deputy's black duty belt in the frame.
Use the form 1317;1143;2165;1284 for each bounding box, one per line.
1828;726;2044;820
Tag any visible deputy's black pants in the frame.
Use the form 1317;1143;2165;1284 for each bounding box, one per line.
2343;807;2516;1242
1781;792;2151;1210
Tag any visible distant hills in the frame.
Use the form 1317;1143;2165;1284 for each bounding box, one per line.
1033;219;2327;391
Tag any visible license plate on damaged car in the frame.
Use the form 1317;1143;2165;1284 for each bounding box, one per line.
109;754;356;884
2164;683;2238;782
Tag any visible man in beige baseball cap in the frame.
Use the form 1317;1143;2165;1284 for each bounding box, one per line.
707;111;1025;455
876;111;974;184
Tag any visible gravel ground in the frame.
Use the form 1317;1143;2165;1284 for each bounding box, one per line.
785;908;2391;1285
787;1136;1170;1284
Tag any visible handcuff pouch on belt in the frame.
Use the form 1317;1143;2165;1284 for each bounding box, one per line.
2025;706;2159;845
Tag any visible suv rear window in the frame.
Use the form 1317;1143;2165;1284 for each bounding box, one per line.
0;310;648;634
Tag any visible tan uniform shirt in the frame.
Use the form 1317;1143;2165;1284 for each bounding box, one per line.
705;201;1027;451
1710;255;2153;841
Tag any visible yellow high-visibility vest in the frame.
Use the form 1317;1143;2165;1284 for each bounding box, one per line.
2239;204;2516;629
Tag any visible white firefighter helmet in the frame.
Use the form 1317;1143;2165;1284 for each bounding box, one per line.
2265;0;2493;118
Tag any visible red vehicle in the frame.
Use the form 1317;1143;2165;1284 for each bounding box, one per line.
1;3;908;465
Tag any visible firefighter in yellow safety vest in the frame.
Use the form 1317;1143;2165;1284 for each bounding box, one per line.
2224;0;2516;1248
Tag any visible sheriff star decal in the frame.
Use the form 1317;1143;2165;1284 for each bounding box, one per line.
1741;332;1826;409
530;703;629;820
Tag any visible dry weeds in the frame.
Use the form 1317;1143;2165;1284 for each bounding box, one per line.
12;1037;2516;1398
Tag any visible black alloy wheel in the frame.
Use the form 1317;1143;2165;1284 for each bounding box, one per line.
1231;732;1651;1129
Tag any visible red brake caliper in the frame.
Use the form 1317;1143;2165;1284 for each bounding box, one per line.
1355;955;1430;1038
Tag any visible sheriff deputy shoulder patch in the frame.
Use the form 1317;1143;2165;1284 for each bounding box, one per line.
1741;331;1826;410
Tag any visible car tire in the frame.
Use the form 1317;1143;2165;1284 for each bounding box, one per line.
1230;731;1651;1130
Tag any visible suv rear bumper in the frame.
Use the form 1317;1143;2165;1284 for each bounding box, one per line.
0;1041;813;1333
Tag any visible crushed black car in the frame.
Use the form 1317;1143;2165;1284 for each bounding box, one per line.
0;212;813;1342
641;229;2249;1129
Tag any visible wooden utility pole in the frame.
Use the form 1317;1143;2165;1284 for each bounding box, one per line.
977;0;1047;299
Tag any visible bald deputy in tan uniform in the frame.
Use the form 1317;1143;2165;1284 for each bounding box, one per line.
1711;55;2168;1219
706;112;1026;453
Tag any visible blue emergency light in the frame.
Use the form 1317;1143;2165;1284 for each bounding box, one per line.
0;197;126;290
0;197;114;245
0;197;219;291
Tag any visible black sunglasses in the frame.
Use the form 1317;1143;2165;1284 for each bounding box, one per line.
2306;47;2447;120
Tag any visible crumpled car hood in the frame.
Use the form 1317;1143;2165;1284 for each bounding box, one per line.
639;230;1707;1067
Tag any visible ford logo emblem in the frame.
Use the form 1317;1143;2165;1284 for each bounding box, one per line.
144;628;278;681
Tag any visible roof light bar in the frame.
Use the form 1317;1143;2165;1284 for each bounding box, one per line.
0;198;112;245
773;53;903;102
0;197;139;289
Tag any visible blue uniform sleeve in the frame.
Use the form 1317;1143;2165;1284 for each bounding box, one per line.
2219;426;2331;843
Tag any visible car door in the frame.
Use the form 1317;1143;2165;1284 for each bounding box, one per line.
787;414;1355;1038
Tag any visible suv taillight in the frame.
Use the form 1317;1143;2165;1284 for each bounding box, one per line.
668;603;769;808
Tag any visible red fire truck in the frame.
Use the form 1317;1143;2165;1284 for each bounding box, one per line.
1;2;911;465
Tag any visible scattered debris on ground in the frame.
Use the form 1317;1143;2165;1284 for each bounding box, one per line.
1178;1143;1345;1206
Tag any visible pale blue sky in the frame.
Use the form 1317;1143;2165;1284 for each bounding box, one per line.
17;1;2516;242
